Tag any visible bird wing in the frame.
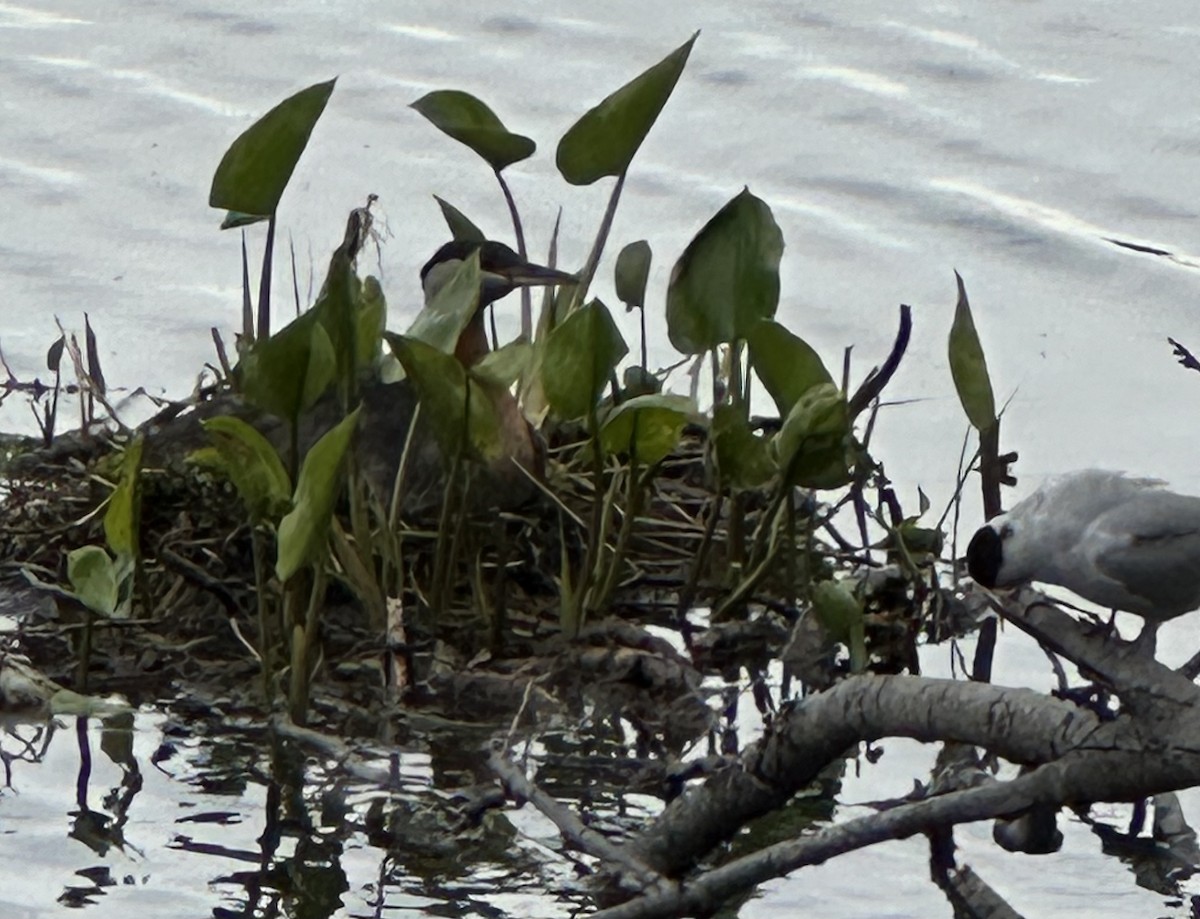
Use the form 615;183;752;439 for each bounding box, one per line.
1089;493;1200;616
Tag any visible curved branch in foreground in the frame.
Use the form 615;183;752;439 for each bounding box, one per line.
595;631;1200;912
624;674;1099;882
595;737;1196;919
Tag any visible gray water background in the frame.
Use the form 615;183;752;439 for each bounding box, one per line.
2;0;1200;915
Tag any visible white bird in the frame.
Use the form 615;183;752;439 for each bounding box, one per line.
966;469;1200;640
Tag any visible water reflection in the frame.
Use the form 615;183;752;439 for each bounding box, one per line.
0;707;591;918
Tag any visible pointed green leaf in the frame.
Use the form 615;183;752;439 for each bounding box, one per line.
434;196;486;243
615;240;652;309
598;394;693;465
385;335;504;460
242;315;336;420
541;300;629;420
412;90;535;172
103;435;142;559
356;276;387;372
557;32;698;185
210;78;336;218
712;404;776;489
194;415;292;523
774;383;854;489
666;188;784;354
404;251;482;354
474;338;532;390
948;272;997;431
310;248;359;386
67;546;119;618
746;320;834;416
276;407;360;582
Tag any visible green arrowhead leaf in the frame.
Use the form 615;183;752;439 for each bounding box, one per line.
195;415;292;523
557;32;697;185
948;271;997;431
404;251;481;355
242;314;336;420
774;383;854;489
68;546;119;618
666;188;784;354
356;276;387;372
310;248;360;387
541;300;628;420
275;406;360;582
746;320;834;417
412;90;535;172
615;240;652;309
434;196;486;244
474;338;532;390
103;435;142;560
385;335;504;461
210;78;336;218
598;394;694;465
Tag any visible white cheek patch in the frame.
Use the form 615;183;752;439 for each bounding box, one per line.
422;259;464;302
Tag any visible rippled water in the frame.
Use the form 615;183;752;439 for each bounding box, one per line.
3;0;1200;915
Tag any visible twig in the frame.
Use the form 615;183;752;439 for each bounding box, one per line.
487;746;670;896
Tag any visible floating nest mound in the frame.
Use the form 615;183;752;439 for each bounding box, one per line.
0;380;932;754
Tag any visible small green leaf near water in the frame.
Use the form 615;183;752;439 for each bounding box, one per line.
598;393;694;465
275;407;360;582
812;580;867;672
746;320;834;417
411;90;536;172
434;196;486;244
557;32;698;185
67;546;119;617
615;240;652;309
210;78;336;218
948;271;997;431
541;300;629;420
666;188;784;354
50;689;131;718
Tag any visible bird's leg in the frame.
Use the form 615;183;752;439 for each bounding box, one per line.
1129;619;1160;658
1104;607;1118;636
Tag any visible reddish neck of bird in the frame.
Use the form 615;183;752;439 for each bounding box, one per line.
455;311;490;366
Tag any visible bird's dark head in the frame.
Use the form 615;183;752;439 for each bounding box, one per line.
420;239;575;309
966;523;1005;588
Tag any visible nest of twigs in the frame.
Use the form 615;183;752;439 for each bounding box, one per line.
0;383;931;751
